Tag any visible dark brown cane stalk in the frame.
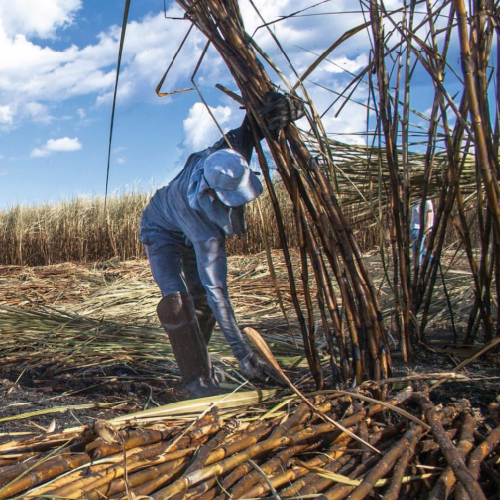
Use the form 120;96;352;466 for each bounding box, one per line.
370;0;412;361
318;453;383;500
248;116;321;385
454;0;500;341
281;454;356;497
427;413;476;500
348;426;424;500
416;393;487;500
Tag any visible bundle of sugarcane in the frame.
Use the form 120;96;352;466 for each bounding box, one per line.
169;0;391;388
0;387;499;499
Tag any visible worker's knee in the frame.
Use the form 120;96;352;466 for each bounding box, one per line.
157;292;194;328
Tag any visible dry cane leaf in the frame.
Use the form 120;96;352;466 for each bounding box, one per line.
93;419;121;444
296;460;437;488
295;459;362;486
46;419;57;433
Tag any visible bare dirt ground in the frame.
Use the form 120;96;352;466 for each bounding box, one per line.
0;251;498;443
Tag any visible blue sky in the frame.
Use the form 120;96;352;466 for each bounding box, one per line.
0;0;464;209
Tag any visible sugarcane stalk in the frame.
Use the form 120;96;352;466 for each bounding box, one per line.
417;393;487;500
0;429;88;454
185;476;218;500
370;0;411;361
318;453;383;500
337;425;423;500
185;426;233;475
280;454;354;497
229;443;314;498
88;426;175;459
152;420;356;500
381;430;418;500
293;173;350;380
203;420;275;466
175;0;392;383
0;444;98;500
290;167;324;389
240;436;352;499
26;458;119;496
108;460;188;499
466;423;500;479
453;0;500;338
88;457;189;500
427;413;476;500
357;418;371;462
369;421;407;446
2;421;216;498
218;403;315;491
291;171;364;382
0;438;88;489
46;448;194;499
248;119;320;385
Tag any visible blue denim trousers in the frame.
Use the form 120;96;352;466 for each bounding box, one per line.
140;212;205;299
410;228;427;264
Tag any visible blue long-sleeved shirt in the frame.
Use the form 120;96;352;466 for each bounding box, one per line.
140;117;258;360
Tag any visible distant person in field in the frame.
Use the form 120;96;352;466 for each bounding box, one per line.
410;198;434;264
140;91;304;398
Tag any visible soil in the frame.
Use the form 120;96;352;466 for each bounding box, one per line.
0;254;498;444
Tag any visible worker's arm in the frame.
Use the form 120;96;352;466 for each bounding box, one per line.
192;235;253;362
211;91;305;163
211;115;260;164
191;234;281;383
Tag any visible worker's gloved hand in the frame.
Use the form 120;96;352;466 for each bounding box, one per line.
258;90;305;131
239;352;286;386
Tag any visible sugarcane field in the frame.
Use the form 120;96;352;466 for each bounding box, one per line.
1;0;500;499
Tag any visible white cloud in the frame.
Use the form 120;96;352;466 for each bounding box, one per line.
24;102;54;124
321;54;369;75
116;157;126;165
0;0;387;144
0;168;7;177
0;4;219;130
183;103;238;151
31;136;82;158
0;0;82;39
0;104;14;125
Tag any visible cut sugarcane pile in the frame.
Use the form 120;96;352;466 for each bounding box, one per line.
0;388;499;499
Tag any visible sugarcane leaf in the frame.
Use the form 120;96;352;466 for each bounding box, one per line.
295;460;362;486
110;389;280;423
292;21;371;91
0;403;119;423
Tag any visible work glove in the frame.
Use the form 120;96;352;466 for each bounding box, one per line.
239;352;286;386
258;90;305;131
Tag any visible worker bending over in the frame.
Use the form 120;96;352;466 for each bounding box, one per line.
140;92;303;398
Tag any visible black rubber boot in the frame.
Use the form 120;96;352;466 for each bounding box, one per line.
192;294;216;345
157;292;220;399
192;294;225;383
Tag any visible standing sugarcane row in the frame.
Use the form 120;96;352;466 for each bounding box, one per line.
170;0;392;388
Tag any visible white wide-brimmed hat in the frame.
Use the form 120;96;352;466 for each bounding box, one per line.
203;149;263;207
